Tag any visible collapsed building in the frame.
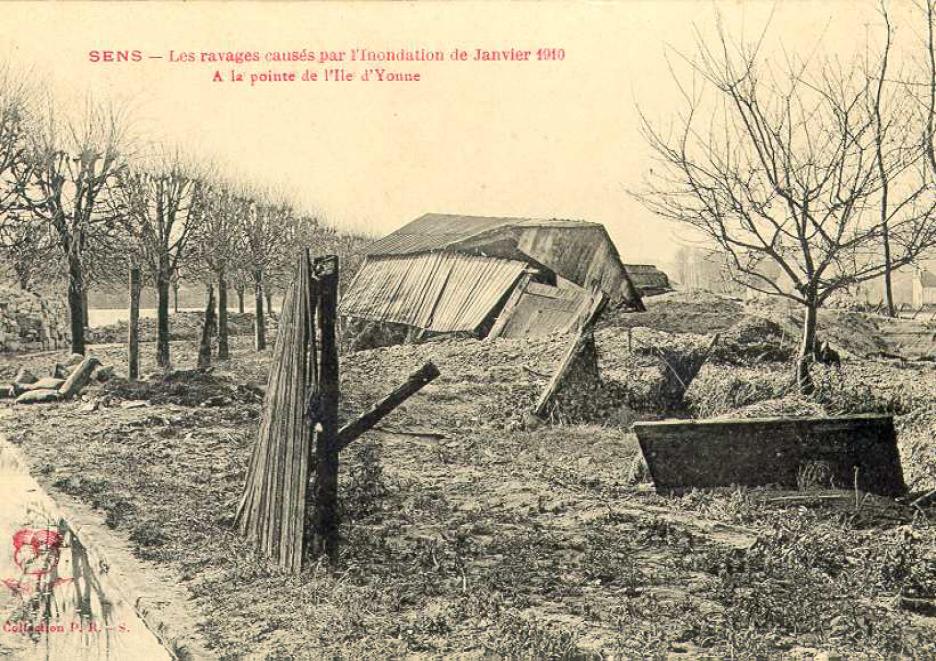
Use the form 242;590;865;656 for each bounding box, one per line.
340;213;645;348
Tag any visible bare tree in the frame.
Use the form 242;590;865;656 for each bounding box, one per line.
637;18;936;392
12;99;128;355
239;189;289;351
191;175;243;359
0;63;31;217
112;148;207;368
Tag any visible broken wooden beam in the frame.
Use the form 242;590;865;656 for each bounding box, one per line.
58;356;102;400
533;328;591;418
335;361;440;453
633;414;907;498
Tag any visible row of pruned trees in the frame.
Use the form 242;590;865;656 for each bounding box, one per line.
637;0;936;392
0;64;371;368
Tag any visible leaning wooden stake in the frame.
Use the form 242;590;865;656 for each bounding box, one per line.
128;263;141;380
334;362;440;452
534;327;592;418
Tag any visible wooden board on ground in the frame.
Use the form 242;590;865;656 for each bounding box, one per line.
633;414;907;497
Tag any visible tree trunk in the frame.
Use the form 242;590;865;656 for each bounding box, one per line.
254;269;266;351
218;271;229;359
173;280;180;314
237;286;245;314
883;225;895;318
128;264;141;380
67;253;86;355
156;258;172;368
198;284;216;370
265;289;274;318
82;287;90;330
795;299;818;395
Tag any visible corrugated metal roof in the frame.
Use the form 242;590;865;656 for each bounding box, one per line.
363;213;603;257
340;252;526;333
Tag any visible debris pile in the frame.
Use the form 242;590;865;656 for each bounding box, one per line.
339;334;575;433
1;353;113;403
0;286;70;352
596;327;718;412
102;369;265;408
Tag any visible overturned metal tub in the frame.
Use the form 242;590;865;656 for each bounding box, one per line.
633;414;907;498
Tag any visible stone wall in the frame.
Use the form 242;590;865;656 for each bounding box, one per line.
0;286;70;353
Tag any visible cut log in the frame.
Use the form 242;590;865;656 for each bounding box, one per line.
58;356;102;400
22;377;66;392
335;361;440;452
16;389;61;405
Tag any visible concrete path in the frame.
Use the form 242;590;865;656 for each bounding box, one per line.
0;437;173;661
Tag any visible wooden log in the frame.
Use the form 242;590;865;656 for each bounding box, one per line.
633;414;907;498
312;255;341;561
335;361;440;452
128;263;141;380
197;284;217;369
58;356;102;400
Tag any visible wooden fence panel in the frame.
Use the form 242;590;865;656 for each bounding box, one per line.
235;253;318;572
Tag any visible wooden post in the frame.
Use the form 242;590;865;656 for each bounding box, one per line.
128;263;141;381
312;255;340;561
334;362;440;452
198;284;217;369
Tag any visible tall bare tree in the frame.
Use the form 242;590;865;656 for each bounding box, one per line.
239;189;289;351
191;175;243;359
112;149;207;367
637;18;936;391
12;99;128;355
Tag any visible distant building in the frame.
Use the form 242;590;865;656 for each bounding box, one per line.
340;213;645;347
912;269;936;308
622;264;671;296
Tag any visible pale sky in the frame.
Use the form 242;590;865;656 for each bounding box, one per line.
0;0;911;265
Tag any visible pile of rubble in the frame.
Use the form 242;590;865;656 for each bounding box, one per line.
0;285;70;352
0;353;113;404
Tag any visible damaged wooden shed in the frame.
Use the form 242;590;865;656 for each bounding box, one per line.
340;213;645;348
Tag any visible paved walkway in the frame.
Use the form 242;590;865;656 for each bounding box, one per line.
0;437;172;661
